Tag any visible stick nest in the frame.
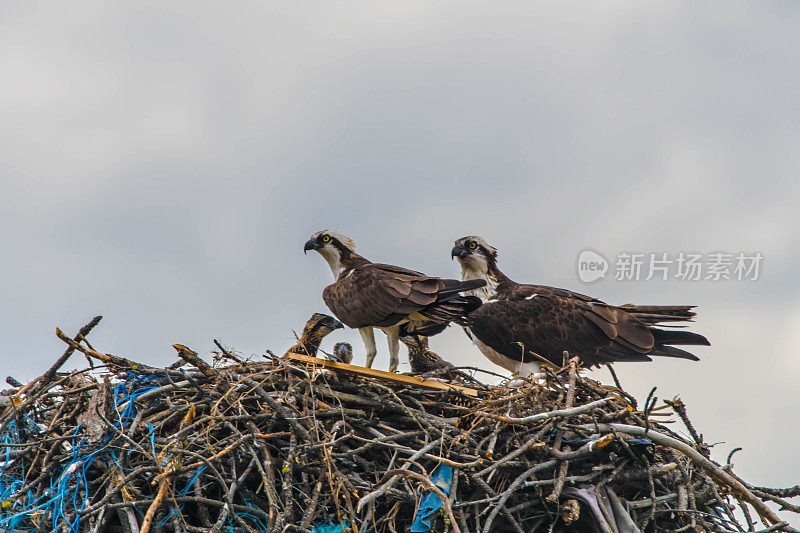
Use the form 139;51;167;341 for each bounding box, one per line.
0;317;798;533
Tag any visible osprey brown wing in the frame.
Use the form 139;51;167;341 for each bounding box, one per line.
467;289;658;367
323;263;446;329
451;235;708;370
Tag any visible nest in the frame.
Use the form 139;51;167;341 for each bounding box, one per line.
0;316;798;533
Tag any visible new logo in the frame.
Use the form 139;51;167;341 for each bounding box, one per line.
577;249;608;283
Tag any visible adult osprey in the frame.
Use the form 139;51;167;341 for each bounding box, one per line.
304;230;484;372
451;236;710;377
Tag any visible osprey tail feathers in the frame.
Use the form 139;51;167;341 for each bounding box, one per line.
649;345;702;361
417;295;483;328
437;278;486;298
413;278;485;327
399;320;449;338
650;327;710;346
621;304;697;325
648;327;710;361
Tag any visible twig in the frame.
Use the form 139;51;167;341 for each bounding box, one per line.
475;397;613;424
140;477;170;533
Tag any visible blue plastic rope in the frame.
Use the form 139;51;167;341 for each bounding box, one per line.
0;371;168;532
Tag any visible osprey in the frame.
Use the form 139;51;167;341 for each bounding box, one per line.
285;313;344;357
451;236;710;377
398;325;483;386
398;329;456;375
329;342;353;364
304;230;484;372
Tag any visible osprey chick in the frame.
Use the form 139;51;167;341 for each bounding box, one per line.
305;230;485;372
398;324;484;387
451;236;710;377
285;313;344;357
398;330;456;375
329;342;353;364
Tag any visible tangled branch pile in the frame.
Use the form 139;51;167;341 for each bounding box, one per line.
1;317;798;533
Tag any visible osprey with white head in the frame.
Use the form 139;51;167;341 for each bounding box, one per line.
451;235;710;378
305;230;485;372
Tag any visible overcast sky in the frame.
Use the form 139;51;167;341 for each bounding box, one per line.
1;1;799;525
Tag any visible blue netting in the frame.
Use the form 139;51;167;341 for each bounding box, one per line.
0;372;166;532
311;519;350;533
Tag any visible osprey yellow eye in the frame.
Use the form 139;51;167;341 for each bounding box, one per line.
321;235;330;243
468;242;477;250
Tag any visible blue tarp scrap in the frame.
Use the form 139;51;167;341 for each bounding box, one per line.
410;464;454;533
311;519;350;533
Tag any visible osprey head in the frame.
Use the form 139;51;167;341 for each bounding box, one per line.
304;230;357;276
451;236;501;300
399;333;428;351
333;342;353;364
451;236;497;271
303;312;344;339
398;324;429;351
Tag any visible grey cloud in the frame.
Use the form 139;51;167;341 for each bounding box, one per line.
1;2;798;525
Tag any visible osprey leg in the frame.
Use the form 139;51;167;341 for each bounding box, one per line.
359;327;377;368
384;325;401;373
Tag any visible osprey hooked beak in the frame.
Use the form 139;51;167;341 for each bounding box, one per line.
451;244;469;259
304;239;321;254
